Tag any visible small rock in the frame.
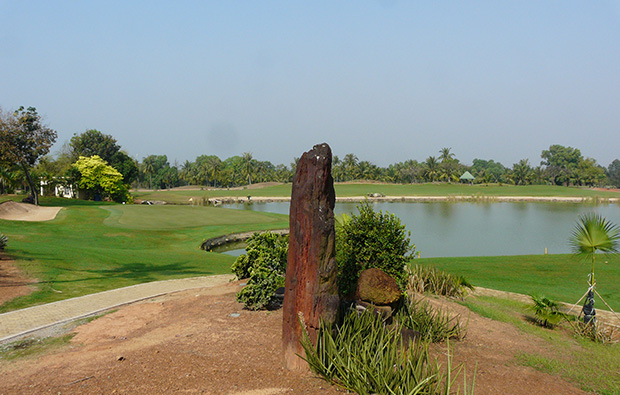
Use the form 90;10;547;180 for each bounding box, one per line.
229;313;241;318
117;356;125;361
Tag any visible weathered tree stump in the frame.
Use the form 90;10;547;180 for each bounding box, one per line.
282;143;340;371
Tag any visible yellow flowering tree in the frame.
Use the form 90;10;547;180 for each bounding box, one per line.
72;155;130;202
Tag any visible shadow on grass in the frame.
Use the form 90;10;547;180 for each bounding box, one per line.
34;262;216;285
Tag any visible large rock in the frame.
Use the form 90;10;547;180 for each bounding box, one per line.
355;268;402;306
282;143;340;371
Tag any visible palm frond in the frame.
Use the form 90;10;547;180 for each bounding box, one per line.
569;213;620;260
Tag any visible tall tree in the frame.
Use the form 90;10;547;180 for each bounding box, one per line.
242;152;254;185
73;155;129;202
541;144;583;186
0;107;57;205
607;160;620;188
511;159;532;185
439;147;455;163
424;156;439;182
70;129;137;184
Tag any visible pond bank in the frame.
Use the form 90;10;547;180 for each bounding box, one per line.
207;195;620;205
201;229;289;251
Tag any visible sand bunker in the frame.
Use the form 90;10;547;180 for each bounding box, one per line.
0;201;62;222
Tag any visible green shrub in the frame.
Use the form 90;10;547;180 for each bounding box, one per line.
233;232;289;310
0;234;7;250
300;309;474;395
337;201;415;296
408;265;474;299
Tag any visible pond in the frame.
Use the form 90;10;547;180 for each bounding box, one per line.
222;201;620;258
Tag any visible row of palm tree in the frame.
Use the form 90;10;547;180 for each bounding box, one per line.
4;145;617;194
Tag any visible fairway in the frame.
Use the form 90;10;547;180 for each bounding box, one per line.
0;202;288;312
102;205;287;230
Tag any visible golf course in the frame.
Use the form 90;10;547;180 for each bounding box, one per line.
2;183;620;312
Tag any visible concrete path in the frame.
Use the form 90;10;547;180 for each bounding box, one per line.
0;275;234;343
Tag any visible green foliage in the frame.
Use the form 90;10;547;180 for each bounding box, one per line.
300;310;474;395
337;201;415;295
70;129;138;184
529;295;564;328
234;232;289;310
0;106;57;205
0;234;7;250
397;298;465;343
569;213;620;282
408;265;474;299
73;155;130;202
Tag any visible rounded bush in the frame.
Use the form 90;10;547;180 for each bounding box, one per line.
336;201;415;296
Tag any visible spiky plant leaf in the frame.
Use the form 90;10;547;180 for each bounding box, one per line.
569;213;620;257
569;213;620;282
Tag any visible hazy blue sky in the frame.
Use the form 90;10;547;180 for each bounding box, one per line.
2;1;619;168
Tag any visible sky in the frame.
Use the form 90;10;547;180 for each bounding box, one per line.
2;1;620;168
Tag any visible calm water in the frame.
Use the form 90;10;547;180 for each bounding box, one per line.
222;201;620;258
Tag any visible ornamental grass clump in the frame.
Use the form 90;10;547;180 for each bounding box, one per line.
408;265;474;299
300;310;474;395
396;298;465;343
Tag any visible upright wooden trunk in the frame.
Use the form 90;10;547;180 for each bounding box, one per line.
282;143;340;371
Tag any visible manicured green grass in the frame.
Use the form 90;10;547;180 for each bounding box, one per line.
133;183;620;204
463;295;620;394
416;254;620;311
0;201;288;312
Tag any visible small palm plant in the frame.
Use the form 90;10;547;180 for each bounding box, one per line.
0;234;7;250
569;213;619;324
530;295;563;328
569;213;620;286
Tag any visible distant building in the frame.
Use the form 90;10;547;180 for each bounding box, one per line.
40;178;76;198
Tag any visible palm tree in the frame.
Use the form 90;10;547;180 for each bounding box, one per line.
242;152;253;185
142;158;155;189
569;213;620;286
424;156;439;182
207;156;221;187
439;147;455;163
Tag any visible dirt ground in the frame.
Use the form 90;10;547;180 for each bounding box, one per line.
0;276;591;395
0;255;36;306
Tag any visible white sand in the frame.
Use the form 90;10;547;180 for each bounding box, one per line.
0;201;63;222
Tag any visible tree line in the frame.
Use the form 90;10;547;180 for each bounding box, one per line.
2;106;620;204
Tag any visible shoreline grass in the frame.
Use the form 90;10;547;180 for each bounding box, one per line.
131;183;620;204
416;254;620;311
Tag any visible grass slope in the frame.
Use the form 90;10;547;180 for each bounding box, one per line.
417;254;620;311
464;295;620;394
0;200;287;312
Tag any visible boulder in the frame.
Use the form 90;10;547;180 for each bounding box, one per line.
356;268;402;306
282;143;340;371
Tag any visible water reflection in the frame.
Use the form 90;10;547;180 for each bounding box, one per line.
221;201;620;258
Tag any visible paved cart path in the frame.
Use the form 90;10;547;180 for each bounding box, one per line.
0;275;234;343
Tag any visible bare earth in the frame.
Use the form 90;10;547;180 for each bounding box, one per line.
0;279;590;395
0;255;36;306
